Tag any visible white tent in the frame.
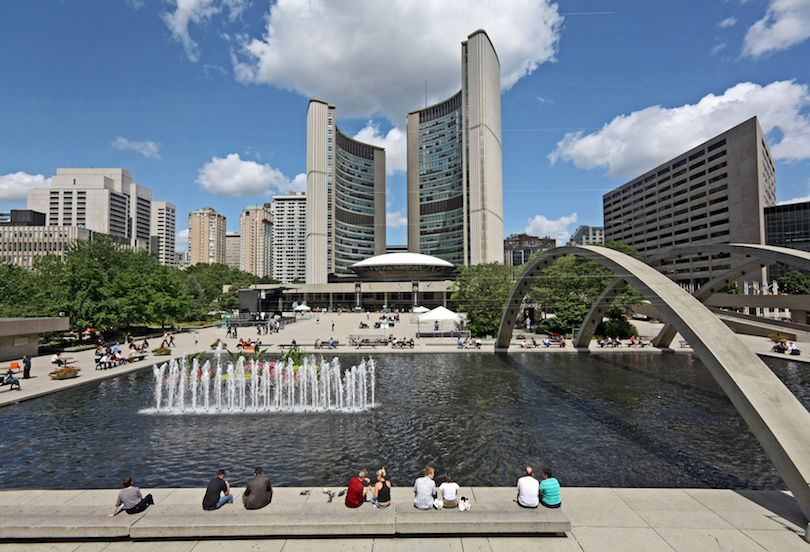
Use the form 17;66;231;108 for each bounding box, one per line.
412;306;430;313
293;304;311;312
418;306;462;322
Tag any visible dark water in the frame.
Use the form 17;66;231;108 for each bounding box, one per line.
2;353;808;491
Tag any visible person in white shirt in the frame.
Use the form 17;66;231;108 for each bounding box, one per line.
516;466;540;508
439;473;460;509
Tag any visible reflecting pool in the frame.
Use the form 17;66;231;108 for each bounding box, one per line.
2;352;807;491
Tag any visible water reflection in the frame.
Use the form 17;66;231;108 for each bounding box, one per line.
0;353;805;491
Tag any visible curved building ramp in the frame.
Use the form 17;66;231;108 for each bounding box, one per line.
497;245;810;528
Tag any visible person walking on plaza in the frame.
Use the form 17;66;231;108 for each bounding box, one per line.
108;476;153;517
345;470;370;508
413;466;437;509
202;469;233;510
539;468;562;508
516;466;540;508
243;467;273;510
22;355;31;379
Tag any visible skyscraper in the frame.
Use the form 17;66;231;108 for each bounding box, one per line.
150;201;177;267
240;205;273;278
407;30;504;266
270;192;307;283
306;99;386;284
188;207;226;265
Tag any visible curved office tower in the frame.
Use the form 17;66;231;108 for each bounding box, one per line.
306;99;386;284
407;30;503;266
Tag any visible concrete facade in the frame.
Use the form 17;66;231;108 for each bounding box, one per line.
504;233;555;266
0;225;93;269
270;192;307;283
407;30;503;266
225;231;242;270
603;117;776;286
240;205;273;278
0;317;69;362
28;168;153;250
188;207;226;265
150;200;176;267
306;99;386;284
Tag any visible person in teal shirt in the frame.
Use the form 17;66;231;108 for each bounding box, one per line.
539;468;561;508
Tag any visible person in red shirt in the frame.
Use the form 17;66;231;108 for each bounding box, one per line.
345;470;370;507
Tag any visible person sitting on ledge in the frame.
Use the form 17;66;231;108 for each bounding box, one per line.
516;466;540;508
413;466;437;509
369;468;392;508
108;476;153;517
243;467;273;510
345;469;370;508
539;467;561;508
439;473;460;509
202;469;233;510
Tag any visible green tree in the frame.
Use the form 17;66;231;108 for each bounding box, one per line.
450;262;519;337
779;270;810;295
177;263;256;320
0;263;39;317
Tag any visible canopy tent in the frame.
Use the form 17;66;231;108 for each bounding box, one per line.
293;304;311;312
412;306;430;313
418;305;462;322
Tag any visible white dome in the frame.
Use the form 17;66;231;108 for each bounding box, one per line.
350;252;454;269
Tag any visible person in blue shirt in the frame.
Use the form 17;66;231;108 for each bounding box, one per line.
539;468;561;508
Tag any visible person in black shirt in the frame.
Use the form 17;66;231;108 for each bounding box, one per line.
202;469;233;510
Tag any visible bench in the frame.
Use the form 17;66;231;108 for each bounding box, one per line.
278;344;297;350
357;342;377;348
0;487;570;541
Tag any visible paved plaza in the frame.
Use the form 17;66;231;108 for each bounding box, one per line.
1;313;808;550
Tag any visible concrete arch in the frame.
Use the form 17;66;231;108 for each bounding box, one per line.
646;244;810;347
573;277;626;348
497;245;810;526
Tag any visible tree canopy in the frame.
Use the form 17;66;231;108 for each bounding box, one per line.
449;262;519;338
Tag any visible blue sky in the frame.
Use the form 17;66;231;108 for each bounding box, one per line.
2;0;810;251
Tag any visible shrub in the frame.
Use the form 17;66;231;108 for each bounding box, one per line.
49;366;81;380
152;347;172;356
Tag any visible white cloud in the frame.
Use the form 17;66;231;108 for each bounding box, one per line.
196;153;300;197
111;136;161;159
232;0;563;122
162;0;248;62
176;229;189;252
779;178;810;205
353;122;406;174
710;42;727;55
386;210;407;230
0;172;51;202
289;173;307;192
718;16;737;28
525;213;578;245
742;0;810;58
549;80;810;179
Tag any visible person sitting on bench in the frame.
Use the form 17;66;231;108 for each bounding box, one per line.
51;352;65;366
4;369;21;390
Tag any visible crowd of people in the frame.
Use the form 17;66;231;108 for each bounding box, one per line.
105;465;561;516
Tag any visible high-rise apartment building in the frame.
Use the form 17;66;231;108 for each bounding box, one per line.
28;168;152;249
306;99;386;284
571;225;604;246
240;205;273;278
225;231;242;270
188;207;226;265
407;30;504;266
270;192;307;283
603;116;776;286
150;201;177;267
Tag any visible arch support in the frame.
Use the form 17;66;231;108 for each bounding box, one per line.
573;277;626;348
497;245;810;526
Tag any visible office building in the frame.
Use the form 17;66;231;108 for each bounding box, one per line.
504;233;555;266
603;116;776;286
28;168;151;249
270;192;307;283
0;210;93;269
306;99;386;284
571;225;604;246
240;205;273;278
407;30;504;266
765;201;810;281
188;207;226;265
225;231;242;270
150;201;177;267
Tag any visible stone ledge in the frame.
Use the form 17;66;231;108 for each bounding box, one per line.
0;488;570;541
